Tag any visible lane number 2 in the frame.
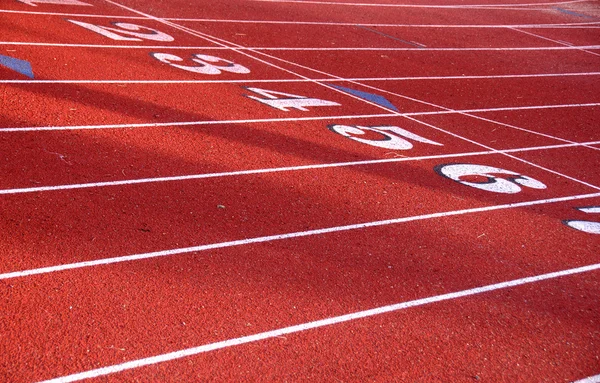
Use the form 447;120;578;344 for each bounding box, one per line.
67;20;174;42
435;163;547;194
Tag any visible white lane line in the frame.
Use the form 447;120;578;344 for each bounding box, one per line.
2;8;599;27
573;374;600;383
0;113;394;132
3;192;600;282
3;141;598;196
3;72;599;84
0;9;141;17
36;262;600;383
0;42;219;48
3;41;600;51
251;0;588;8
511;27;600;57
2;103;598;133
152;20;600;28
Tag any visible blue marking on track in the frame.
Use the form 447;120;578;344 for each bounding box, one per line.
553;7;596;19
0;55;34;79
328;84;399;112
356;25;425;48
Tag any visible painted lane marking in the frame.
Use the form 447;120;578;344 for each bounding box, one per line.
554;7;597;19
410;115;600;192
150;53;250;75
510;27;600;57
2;72;600;84
252;0;589;8
16;0;90;6
3;41;600;51
2;141;598;196
0;54;34;78
2;8;600;27
355;25;425;48
1;103;598;132
244;87;341;111
36;262;600;383
563;206;600;234
328;84;398;111
3;191;600;282
328;124;442;149
67;20;175;42
435;164;547;194
573;374;600;383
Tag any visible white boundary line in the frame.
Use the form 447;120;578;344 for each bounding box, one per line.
3;192;600;282
3;141;599;196
2;103;598;132
2;8;599;27
511;27;600;57
36;261;600;383
2;72;599;84
2;41;600;51
251;0;589;8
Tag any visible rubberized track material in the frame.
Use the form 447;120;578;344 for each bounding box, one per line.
1;0;599;382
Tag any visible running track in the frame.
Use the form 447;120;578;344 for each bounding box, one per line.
1;0;599;382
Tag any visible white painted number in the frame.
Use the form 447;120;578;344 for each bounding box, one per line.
328;124;442;150
150;53;250;75
244;87;340;112
67;20;174;42
17;0;90;6
564;206;600;234
435;163;547;194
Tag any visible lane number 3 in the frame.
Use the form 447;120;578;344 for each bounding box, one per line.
150;53;250;75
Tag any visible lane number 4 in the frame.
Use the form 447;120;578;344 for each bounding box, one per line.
244;87;340;112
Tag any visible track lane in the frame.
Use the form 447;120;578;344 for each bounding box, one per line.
472;106;600;143
2;198;599;382
0;116;481;190
0;151;596;275
267;48;600;79
184;21;558;49
84;269;599;383
2;0;599;381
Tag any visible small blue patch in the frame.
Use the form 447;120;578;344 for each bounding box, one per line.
553;7;596;19
0;54;34;79
328;84;399;112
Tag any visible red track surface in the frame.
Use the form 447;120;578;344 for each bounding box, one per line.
1;0;599;382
